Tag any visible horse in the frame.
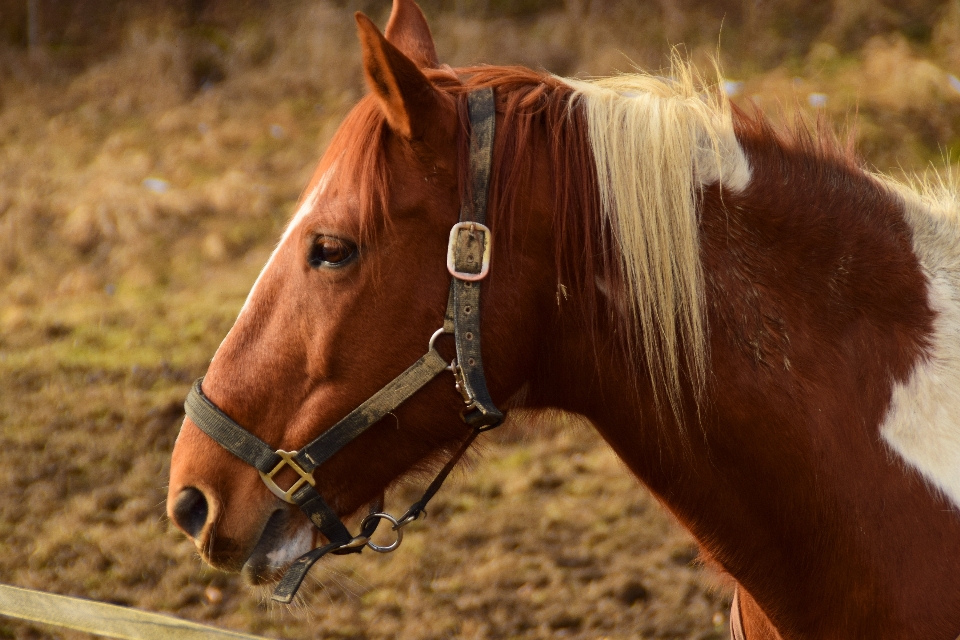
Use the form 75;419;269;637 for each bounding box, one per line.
166;0;960;637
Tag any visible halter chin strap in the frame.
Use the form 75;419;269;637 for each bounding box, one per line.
182;87;502;603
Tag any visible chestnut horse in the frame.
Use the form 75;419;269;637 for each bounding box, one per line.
167;0;960;637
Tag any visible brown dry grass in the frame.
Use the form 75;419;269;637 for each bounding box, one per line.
1;1;959;638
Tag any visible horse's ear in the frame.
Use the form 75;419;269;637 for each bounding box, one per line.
355;12;448;142
384;0;439;69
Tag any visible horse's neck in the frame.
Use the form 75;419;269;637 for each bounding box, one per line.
533;138;960;637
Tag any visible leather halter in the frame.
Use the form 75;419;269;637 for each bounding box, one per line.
183;87;503;603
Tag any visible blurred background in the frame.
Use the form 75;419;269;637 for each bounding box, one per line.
0;1;958;638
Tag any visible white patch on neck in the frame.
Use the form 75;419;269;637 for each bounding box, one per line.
880;184;960;509
235;161;338;320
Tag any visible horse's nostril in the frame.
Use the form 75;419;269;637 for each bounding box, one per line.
172;487;209;539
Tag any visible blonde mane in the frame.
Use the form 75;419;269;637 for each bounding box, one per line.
561;63;750;413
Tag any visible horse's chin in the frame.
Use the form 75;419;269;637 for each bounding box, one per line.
240;509;315;586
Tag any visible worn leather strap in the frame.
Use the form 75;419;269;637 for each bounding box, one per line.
465;88;495;226
185;349;449;550
396;427;480;524
272;498;384;604
271;540;344;604
290;484;352;546
187;348;449;479
185;379;281;474
295;348;450;472
451;87;503;429
185;378;351;547
272;427;481;604
272;423;482;606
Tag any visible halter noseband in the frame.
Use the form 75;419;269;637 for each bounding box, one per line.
183;88;502;603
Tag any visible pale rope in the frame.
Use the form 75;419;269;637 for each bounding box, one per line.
0;583;267;640
562;61;743;415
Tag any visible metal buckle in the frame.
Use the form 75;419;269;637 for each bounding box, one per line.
447;222;492;281
450;360;475;406
259;450;315;504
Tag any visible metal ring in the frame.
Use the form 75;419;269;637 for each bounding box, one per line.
428;328;447;353
359;512;403;553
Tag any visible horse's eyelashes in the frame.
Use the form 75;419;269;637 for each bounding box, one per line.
308;236;357;268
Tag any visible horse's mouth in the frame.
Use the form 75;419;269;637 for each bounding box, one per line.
241;509;314;585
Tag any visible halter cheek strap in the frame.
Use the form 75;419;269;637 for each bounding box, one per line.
182;87;501;604
448;86;500;428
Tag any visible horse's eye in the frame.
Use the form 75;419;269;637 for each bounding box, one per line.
309;236;356;268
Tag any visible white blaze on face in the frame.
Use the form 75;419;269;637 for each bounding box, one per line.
235;161;339;321
880;182;960;509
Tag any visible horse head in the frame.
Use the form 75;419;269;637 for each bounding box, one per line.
167;0;559;584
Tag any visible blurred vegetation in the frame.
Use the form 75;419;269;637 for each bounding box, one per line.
0;0;959;638
2;0;959;65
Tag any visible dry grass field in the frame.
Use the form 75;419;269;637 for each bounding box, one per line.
1;0;959;638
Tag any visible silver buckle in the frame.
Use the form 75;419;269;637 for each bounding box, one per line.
259;449;315;504
447;222;492;281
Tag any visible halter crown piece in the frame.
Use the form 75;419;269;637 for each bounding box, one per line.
183;88;503;603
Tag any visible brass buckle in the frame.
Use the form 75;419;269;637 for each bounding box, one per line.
259;450;315;504
447;222;492;281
